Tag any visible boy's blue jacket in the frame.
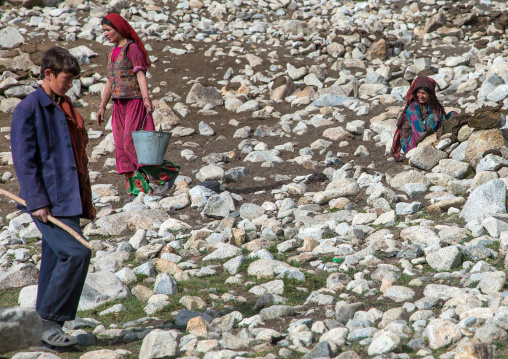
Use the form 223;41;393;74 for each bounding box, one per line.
10;87;83;217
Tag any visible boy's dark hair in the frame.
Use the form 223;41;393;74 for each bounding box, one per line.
40;47;80;79
101;17;117;30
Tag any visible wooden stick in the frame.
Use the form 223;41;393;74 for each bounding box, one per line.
0;188;93;250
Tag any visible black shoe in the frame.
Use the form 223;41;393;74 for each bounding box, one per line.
125;195;138;203
154;181;172;196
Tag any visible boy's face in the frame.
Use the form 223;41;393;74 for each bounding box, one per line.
45;70;75;97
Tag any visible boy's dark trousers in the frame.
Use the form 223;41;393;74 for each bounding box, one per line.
33;216;91;322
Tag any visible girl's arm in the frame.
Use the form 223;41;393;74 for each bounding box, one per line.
406;102;427;143
96;79;112;126
136;70;153;113
128;43;153;113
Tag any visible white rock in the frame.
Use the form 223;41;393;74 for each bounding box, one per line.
368;330;401;356
426;246;461;271
0;27;24;49
196;165;224;182
203;244;242;261
424;319;462;349
139;329;180;359
460;179;506;223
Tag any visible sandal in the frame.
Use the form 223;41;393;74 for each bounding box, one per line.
154;181;172;196
41;325;79;348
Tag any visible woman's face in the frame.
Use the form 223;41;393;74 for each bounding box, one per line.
416;88;430;105
102;25;121;45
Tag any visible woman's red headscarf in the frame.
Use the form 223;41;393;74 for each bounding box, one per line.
104;13;151;68
391;76;442;161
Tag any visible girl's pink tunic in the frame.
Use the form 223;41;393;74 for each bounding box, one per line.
110;44;155;174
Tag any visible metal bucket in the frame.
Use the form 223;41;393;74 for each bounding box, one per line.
131;111;172;165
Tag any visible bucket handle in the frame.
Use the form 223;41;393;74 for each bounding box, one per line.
140;109;164;132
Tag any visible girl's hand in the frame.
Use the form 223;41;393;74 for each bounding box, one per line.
97;107;105;126
143;97;153;113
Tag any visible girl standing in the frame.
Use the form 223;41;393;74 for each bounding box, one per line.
97;13;179;197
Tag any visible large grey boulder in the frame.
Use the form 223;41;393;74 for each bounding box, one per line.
0;263;38;290
0;27;24;49
302;341;334;359
139;329;181;359
4;85;36;99
409;145;448;170
153;272;178;295
202;244;242;261
259;305;296;320
174;309;213;327
95;209;168;235
476;154;508;173
18;285;38;309
78;271;131;310
0;307;42;354
69;45;97;64
186;83;223;107
0;53;39;75
239;203;265;220
424;319;462;349
367;330;401;356
426;246;462;271
460;179;506;223
202;194;231;219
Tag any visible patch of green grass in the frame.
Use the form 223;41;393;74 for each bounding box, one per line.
233;300;260;319
282;271;327;306
486;241;500;252
121;253;138;267
238;257;256;273
400;343;415;355
420;264;435;275
323;233;336;239
77;271;238;329
465;170;475;179
493;340;508;352
488;257;505;271
320;255;336;263
410;208;442;223
397;274;416;286
458;234;475;245
78;295;148;328
267;243;279;255
0;287;22;308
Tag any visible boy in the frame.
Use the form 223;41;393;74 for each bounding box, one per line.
10;47;95;351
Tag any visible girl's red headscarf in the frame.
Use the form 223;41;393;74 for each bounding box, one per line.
104;13;151;68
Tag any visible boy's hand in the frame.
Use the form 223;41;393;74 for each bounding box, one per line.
32;207;50;223
96;108;105;126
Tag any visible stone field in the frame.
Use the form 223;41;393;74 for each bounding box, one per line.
1;0;508;358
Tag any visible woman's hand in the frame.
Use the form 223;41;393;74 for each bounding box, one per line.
143;97;154;113
96;107;105;126
32;207;50;223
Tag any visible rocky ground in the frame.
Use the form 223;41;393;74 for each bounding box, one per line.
1;0;508;358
